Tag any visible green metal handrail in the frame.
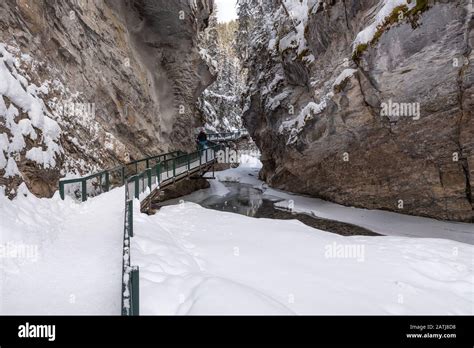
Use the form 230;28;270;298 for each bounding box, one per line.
122;179;138;315
59;150;183;202
57;134;238;315
58;129;247;202
120;144;220;316
207;132;236;140
207;129;248;142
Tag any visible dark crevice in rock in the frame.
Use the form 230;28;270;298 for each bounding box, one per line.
456;6;473;212
342;0;350;30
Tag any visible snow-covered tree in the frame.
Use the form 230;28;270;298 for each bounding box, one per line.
199;15;246;132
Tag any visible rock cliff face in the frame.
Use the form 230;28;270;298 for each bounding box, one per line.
0;0;213;197
240;0;473;222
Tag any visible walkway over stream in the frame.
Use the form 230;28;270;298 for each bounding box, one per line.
58;131;247;315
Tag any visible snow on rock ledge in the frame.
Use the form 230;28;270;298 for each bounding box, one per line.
0;43;63;196
0;44;62;166
352;0;416;50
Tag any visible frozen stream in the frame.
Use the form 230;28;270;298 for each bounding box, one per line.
151;155;473;244
154;182;379;237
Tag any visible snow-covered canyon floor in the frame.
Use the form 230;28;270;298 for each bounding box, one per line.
133;202;473;315
0;184;123;314
0;157;473;315
132;157;473;315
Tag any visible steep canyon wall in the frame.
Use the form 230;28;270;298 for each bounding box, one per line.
0;0;213;197
240;0;473;221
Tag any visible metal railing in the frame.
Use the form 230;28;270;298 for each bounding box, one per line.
59;150;184;202
121;180;139;315
120;144;219;316
207;129;249;142
57;136;236;316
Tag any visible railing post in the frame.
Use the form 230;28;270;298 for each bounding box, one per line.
187;154;190;171
131;266;139;316
173;158;176;177
146;168;152;189
104;171;110;192
146;159;149;169
156;163;161;186
121;166;125;185
205;148;208;163
134;176;139;199
81;180;87;202
128;199;133;237
59;181;65;200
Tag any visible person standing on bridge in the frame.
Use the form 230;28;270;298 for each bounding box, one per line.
196;128;208;151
